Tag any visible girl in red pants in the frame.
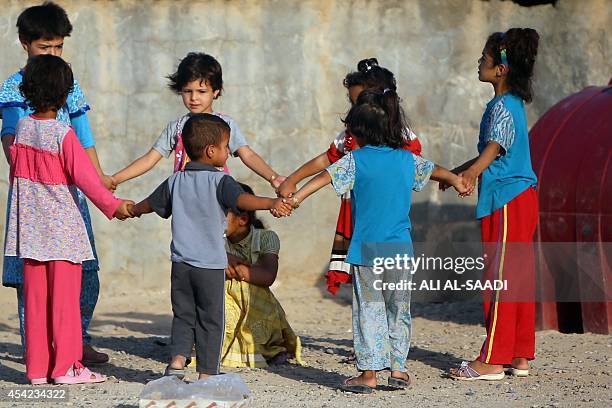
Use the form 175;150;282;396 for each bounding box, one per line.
445;28;540;380
4;55;132;384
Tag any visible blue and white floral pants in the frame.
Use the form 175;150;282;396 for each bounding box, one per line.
351;265;412;372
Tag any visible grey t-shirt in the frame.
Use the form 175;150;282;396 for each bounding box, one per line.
147;161;244;269
151;112;248;158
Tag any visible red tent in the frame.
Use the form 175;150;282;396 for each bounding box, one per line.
530;81;612;334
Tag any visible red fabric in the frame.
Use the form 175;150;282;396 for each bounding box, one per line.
335;198;353;239
478;187;538;365
61;129;121;220
326;142;343;164
325;271;352;295
24;259;83;380
10;143;70;185
402;138;422;156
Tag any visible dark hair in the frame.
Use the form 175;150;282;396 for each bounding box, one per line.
17;2;72;43
167;52;223;96
20;54;73;113
343;89;407;149
182;113;230;160
485;28;540;103
343;57;397;95
232;183;265;229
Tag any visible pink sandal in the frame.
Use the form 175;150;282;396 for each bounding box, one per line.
54;363;106;385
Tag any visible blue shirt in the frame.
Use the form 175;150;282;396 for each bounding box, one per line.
476;93;537;219
147;162;245;269
0;71;95;148
326;146;434;266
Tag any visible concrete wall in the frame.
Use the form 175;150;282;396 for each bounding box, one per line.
0;0;610;292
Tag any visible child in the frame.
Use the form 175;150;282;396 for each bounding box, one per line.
223;183;303;368
446;28;540;380
277;58;422;295
111;52;285;189
0;0;113;364
130;113;291;380
290;89;466;392
5;55;132;384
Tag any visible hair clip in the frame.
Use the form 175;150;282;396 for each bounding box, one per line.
357;57;379;73
383;88;391;94
500;48;508;66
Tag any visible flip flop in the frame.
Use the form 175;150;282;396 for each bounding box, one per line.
450;361;505;381
505;367;529;377
164;358;191;379
339;377;375;394
54;365;106;385
388;375;411;389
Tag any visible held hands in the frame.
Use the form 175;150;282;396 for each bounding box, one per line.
277;178;297;198
102;174;118;192
458;168;478;197
439;168;476;198
114;200;135;220
270;175;287;191
269;197;293;218
452;175;470;197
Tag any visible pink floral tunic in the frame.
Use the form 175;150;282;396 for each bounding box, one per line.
4;115;120;264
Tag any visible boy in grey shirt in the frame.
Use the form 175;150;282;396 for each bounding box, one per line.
131;113;291;379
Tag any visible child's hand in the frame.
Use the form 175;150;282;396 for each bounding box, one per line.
452;176;470;197
270;198;292;218
227;253;250;268
439;181;450;191
126;203;140;218
459;168;478;196
102;175;117;192
114;200;135;220
271;175;287;190
225;263;249;281
277;178;296;198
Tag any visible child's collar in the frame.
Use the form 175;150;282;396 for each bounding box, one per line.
183;161;221;172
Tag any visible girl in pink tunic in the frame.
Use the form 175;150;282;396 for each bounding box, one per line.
5;55;132;384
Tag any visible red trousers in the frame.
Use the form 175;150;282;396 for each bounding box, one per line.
24;259;82;380
479;187;538;365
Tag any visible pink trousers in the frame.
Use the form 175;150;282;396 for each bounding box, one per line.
24;259;82;380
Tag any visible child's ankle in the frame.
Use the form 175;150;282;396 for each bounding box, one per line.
360;370;377;379
170;355;187;368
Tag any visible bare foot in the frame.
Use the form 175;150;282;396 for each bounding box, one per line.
450;360;504;376
390;370;410;381
345;370;377;388
169;355;187;370
510;357;530;370
198;373;211;380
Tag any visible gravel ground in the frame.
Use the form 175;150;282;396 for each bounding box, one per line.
0;277;610;407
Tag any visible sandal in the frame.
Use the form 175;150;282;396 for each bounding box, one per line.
388;374;411;389
450;361;505;381
30;378;48;385
164;357;191;379
54;363;106;384
505;366;529;377
339;377;375;394
82;344;109;365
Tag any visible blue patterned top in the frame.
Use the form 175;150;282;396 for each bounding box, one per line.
0;71;93;146
326;146;434;266
476;93;537;219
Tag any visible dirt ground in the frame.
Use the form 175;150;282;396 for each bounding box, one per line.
0;275;610;408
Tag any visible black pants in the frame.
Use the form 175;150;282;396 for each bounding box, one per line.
170;262;225;375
